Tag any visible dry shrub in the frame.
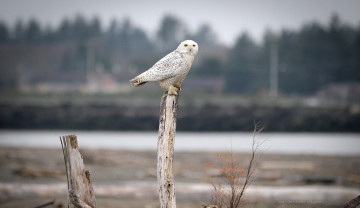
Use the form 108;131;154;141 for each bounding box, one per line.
204;123;263;208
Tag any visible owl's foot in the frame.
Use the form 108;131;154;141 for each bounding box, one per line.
174;83;182;91
168;85;180;96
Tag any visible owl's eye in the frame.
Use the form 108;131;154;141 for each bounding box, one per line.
193;44;196;47
184;44;188;47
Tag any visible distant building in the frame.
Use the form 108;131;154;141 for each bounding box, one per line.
16;64;137;94
315;82;360;105
17;71;86;93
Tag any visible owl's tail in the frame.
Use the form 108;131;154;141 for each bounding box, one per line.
129;76;147;87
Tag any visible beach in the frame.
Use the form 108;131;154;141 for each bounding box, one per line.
0;146;359;208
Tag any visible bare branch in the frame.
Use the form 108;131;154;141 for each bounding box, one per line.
31;199;55;208
206;122;264;208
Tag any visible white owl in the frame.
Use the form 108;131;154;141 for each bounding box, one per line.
129;40;198;95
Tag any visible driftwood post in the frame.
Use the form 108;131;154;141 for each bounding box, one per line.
157;93;178;208
60;135;96;208
344;195;360;208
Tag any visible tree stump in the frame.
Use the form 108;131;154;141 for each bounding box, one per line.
60;135;96;208
157;94;178;208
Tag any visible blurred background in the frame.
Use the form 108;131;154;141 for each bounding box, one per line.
0;0;359;131
0;0;359;208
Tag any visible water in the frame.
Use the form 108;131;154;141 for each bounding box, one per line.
0;130;359;155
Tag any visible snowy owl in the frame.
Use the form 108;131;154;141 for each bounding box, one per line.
129;40;198;96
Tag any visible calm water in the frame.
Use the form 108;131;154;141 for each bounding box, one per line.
0;130;359;155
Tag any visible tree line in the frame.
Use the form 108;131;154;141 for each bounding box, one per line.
0;14;359;95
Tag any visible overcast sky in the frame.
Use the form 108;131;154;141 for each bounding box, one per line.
0;0;359;45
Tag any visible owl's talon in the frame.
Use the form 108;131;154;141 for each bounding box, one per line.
173;84;181;91
168;86;179;96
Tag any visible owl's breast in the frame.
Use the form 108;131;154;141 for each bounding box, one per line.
159;53;194;91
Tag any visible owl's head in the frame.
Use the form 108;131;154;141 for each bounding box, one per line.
176;40;198;56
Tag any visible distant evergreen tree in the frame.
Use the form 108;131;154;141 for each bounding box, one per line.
115;19;152;56
275;13;360;94
25;19;41;42
0;22;9;43
105;19;119;51
194;57;222;77
225;33;262;93
57;18;72;40
191;24;217;46
107;19;118;38
354;28;360;81
131;27;152;53
72;15;90;40
157;15;187;50
13;20;25;41
89;16;102;37
118;19;132;53
42;25;55;42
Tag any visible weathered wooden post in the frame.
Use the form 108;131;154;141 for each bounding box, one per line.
60;135;96;208
157;93;178;208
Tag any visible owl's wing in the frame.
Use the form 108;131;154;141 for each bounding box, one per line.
148;51;188;81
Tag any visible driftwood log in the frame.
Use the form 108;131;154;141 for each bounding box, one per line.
344;195;360;208
157;93;178;208
60;135;96;208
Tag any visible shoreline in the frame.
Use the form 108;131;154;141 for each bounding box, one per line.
1;102;359;132
1;131;360;155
